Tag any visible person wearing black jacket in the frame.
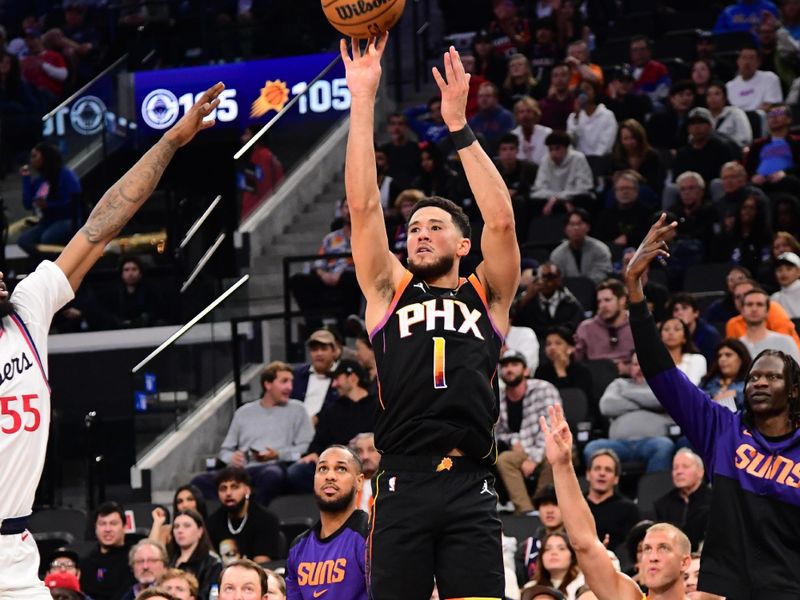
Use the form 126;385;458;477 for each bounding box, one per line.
169;509;222;600
512;262;585;340
534;326;593;405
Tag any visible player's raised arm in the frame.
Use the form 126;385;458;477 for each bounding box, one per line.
341;35;405;327
541;405;642;600
432;47;519;331
54;82;224;291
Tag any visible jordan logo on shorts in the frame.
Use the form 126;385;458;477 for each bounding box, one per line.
480;479;490;494
389;476;396;492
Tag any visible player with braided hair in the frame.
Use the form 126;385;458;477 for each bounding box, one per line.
623;214;800;600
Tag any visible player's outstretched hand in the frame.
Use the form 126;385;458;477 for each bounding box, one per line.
341;34;388;100
165;82;224;147
623;213;676;295
432;46;469;131
540;405;573;468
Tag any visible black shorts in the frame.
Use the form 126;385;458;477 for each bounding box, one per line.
367;455;505;600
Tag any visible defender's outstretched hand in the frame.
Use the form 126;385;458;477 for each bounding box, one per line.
341;34;388;99
431;46;469;130
166;82;224;147
540;405;573;468
623;213;677;303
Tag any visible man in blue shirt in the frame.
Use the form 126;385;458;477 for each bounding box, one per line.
469;81;516;154
714;0;779;34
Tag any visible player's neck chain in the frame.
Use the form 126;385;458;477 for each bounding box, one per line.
416;279;464;297
227;512;248;535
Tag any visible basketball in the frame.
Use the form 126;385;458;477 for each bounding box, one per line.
321;0;406;38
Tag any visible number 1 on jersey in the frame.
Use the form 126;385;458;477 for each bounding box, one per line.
433;337;447;389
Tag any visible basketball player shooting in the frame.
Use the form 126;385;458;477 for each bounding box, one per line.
341;36;520;600
0;82;224;598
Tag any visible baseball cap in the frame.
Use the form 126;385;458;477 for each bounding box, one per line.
332;359;367;382
44;572;82;592
687;107;713;125
532;484;558;508
306;329;336;346
499;349;527;366
47;547;80;567
521;585;566;600
776;252;800;268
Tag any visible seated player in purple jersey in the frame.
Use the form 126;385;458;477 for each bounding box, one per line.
623;214;800;600
285;445;368;600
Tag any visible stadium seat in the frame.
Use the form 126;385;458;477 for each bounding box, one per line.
526;215;566;249
500;514;542;542
584;359;619;403
279;518;314;547
564;276;596;315
592;37;634;67
683;262;732;293
29;508;87;542
636;470;675;520
268;494;319;523
662;9;714;31
713;31;754;53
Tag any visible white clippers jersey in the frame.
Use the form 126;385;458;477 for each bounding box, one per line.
0;261;73;518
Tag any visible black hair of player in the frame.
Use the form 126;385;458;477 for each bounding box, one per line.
743;349;800;430
408;196;472;239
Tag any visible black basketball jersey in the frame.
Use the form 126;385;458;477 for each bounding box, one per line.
370;270;503;464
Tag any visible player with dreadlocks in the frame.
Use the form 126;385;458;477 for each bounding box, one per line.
623;214;800;600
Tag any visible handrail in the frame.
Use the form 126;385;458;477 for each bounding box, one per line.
179;195;222;249
42;53;129;122
180;232;225;294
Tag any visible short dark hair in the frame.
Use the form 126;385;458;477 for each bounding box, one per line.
95;501;125;526
630;34;652;49
215;466;251;489
700;338;752;389
135;589;177;600
119;255;143;274
545;131;572;148
669;79;695;96
498;132;519;148
220;559;269;595
408;196;471;239
566;207;591;225
742;287;770;309
545;326;574;347
260;360;293;387
588;448;621;476
666;292;699;314
597;278;627;299
320;444;363;473
739;42;759;55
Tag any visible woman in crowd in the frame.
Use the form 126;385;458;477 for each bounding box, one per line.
699;339;751;412
150;484;208;546
715;193;773;276
471;30;506;87
411;143;457;199
691;59;713;104
523;531;584;600
501;54;540;109
611;119;664;194
706;81;752;148
168;509;222;600
265;569;287;600
658;317;707;385
534;326;593;404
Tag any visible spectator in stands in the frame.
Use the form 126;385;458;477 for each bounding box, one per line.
595;171;652;251
700;338;752;412
646;80;694;151
554;0;589;51
674;108;737;184
550;209;611;284
530;18;559;90
0;51;45;175
238;126;284;220
289;198;362;331
285;445;368;600
738;288;800;361
81;502;136;600
532;133;594;216
487;0;532;58
100;256;167;329
472;29;506;87
604;66;652;126
629;35;670;105
658;317;708;385
265;570;286;600
727;45;783;111
19;28;67;101
43;572;84;600
567;80;618;158
121;540;168;600
19;142;81;255
495;133;537;239
584;353;677;473
523;532;584;599
287;359;377;493
496;349;560;514
539;63;575;131
205;467;281;564
411;142;458;199
726;277;800;347
684;553;701;596
667;172;718;262
564;39;602;92
512;262;585;339
714;161;765;224
168;510;222;600
292;329;338;417
574;280;634;373
666;293;721;363
350;432;380;513
695;31;736;81
354;331;377;387
515;485;566;584
704;265;751;324
612;120;664;195
374;147;401;212
60;4;101;82
772;198;800;236
501;54;541;109
468;81;516;153
511;97;552;166
150;485;206;548
534;326;593;402
460;53;487;119
218;559;270;600
714;193;773;275
772;251;800;317
706;81;753;148
157;569;199;600
713;0;779;34
47;547;81;579
654;449;712;552
192;360;312;504
379;113;421;190
746;103;800;196
404;96;449;145
691;59;713;103
582;449;640;550
386;189;423;260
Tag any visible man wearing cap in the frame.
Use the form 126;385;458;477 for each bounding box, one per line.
604;66;652;125
47;547;81;580
696;31;735;82
771;251;800;317
646;80;695;151
191;360;313;504
496;349;561;515
44;572;85;600
292;329;339;418
516;485;565;584
287;359;377;493
674;107;737;184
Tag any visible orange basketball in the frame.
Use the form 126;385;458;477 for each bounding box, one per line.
321;0;406;38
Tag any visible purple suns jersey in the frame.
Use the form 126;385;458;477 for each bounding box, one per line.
285;510;369;600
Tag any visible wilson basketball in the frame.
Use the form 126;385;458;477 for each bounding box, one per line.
321;0;406;38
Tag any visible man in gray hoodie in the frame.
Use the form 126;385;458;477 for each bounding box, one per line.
582;352;676;472
531;131;594;216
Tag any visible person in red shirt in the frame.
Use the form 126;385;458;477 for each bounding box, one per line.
20;29;68;99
